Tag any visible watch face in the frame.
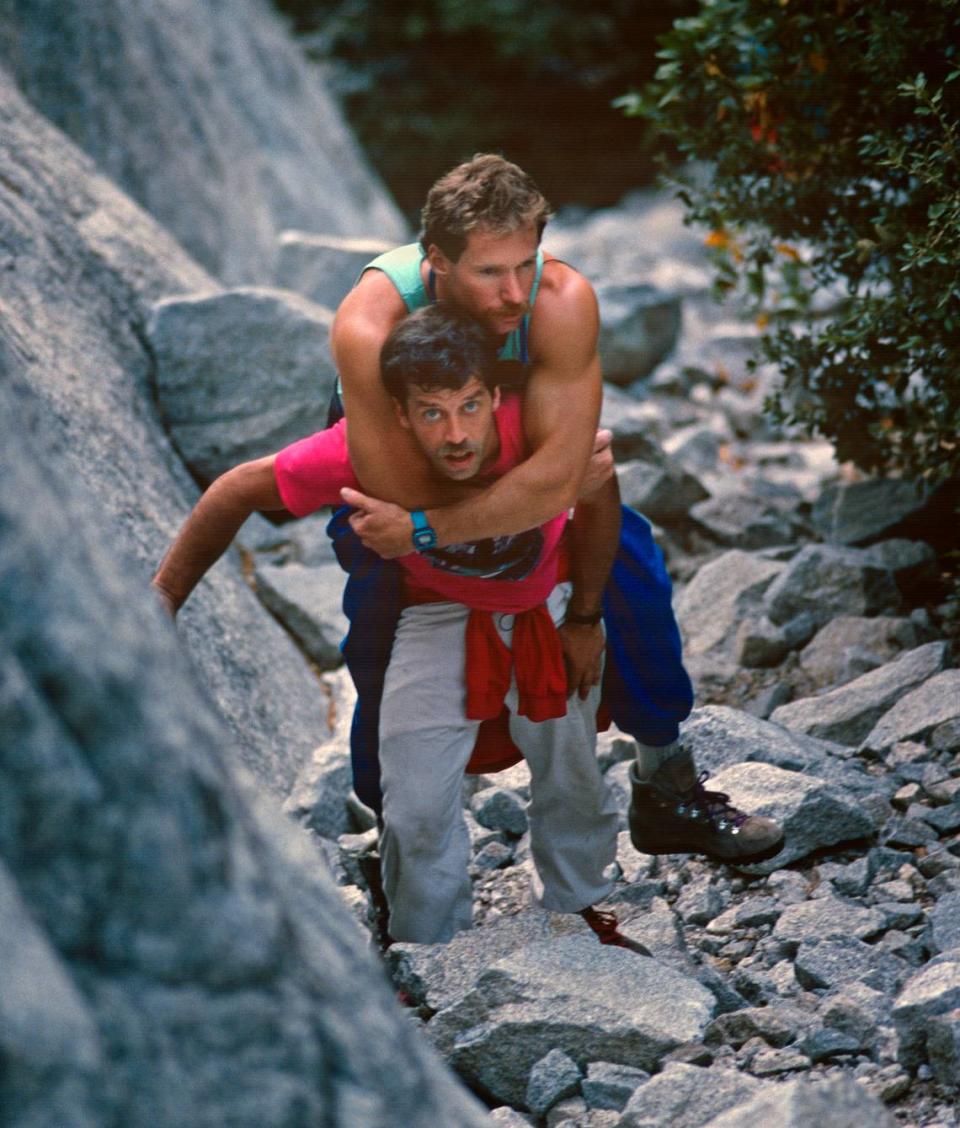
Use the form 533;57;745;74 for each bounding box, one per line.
412;528;438;550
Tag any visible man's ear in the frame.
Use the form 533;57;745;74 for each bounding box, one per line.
392;397;412;430
491;386;501;411
426;243;451;277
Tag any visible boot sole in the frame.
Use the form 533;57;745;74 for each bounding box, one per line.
630;832;785;865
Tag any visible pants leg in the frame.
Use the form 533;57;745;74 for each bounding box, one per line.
378;601;480;944
503;584;620;913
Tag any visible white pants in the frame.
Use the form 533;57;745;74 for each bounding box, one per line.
378;582;620;944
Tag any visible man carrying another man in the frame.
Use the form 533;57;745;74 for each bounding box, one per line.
153;305;630;946
327;153;783;866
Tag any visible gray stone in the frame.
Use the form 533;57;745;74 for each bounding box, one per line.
490;1109;535;1127
735;615;793;668
690;492;804;549
764;544;901;627
820;983;890;1047
820;856;875;897
428;937;714;1107
748;1047;811;1075
284;513;341;566
0;0;406;283
0;69;330;798
470;786;529;837
594;282;683;385
741;681;793;720
800;1026;864;1062
927;1008;960;1089
253;561;348;669
811;479;934;546
675;553;785;665
932;716;960;753
674;875;727;925
892;948;960;1071
148;288;338;484
929;893;960;955
770;642;949;745
617;1062;765;1128
472;842;515;871
387;908;593;1014
662;423;726;474
582;1062;650;1111
699;1074;896;1128
526;1049;582;1116
616;458;709;530
606;896;688;963
282;668;355;839
793;937;907;994
0;338;487;1127
772;897;886;950
704;1005;820;1049
703;762;878;874
862;670;960;756
274;231;394;310
799;616;920;688
678;703;844;776
600;386;669;464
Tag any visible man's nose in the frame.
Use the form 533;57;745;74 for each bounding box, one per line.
445;416;466;444
500;272;524;305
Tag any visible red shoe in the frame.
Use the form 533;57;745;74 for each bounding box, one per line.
579;906;652;956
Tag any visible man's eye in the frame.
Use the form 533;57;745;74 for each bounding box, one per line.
422;409;441;422
463;400;480;414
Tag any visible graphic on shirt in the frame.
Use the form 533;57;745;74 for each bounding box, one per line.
421;528;545;581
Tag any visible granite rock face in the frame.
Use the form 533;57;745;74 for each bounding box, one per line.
0;68;329;797
0;367;488;1127
0;0;407;283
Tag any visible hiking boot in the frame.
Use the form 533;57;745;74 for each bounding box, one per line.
628;749;784;864
579;906;652;956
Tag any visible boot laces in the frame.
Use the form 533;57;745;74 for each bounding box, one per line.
657;771;748;833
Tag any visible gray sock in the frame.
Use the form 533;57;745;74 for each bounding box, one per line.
634;740;680;780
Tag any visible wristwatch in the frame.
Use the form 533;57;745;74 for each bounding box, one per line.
410;509;438;552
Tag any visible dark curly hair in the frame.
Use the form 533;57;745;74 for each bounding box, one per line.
380;305;499;403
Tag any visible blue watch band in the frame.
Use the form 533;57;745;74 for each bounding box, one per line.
410;509;438;552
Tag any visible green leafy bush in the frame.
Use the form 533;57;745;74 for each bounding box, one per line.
622;0;960;488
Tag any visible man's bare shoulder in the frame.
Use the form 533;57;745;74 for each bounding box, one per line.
529;256;599;352
331;268;409;353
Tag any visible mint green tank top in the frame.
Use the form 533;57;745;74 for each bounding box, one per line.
361;242;544;363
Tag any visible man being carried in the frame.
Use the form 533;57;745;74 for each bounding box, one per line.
153;305;633;946
329;153;783;865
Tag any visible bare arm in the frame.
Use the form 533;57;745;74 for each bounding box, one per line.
151;457;284;615
332;272;454;506
337;264;604;556
559;473;622;699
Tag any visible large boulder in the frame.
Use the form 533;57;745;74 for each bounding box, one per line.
770;641;950;746
148;289;338;483
0;0;407;283
0;66;331;796
594;282;683;385
0;362;488;1126
274;231;395;311
428;937;715;1108
675;551;785;669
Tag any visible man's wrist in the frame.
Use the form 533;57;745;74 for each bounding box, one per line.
410;509;438;552
564;605;603;626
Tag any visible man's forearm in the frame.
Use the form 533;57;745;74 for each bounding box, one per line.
426;446;584;546
152;459;282;613
567;474;621;617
